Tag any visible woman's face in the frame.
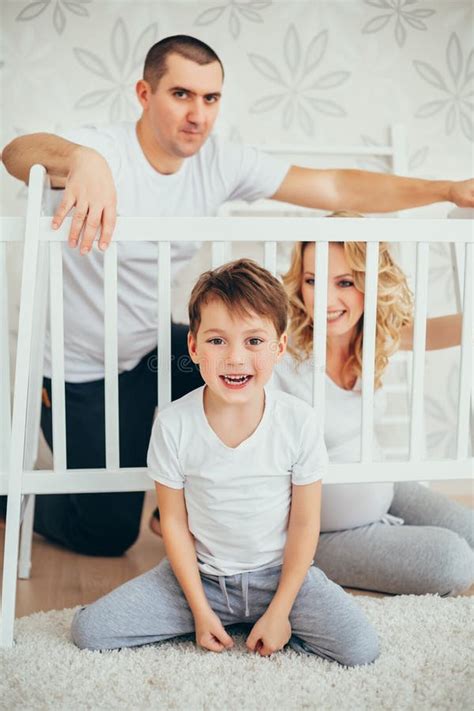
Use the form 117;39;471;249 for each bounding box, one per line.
301;242;365;340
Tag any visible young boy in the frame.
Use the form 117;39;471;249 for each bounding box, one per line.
71;259;379;666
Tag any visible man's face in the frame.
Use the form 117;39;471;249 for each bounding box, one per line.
138;53;223;160
188;299;287;406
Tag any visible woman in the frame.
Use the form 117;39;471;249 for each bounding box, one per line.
272;214;473;596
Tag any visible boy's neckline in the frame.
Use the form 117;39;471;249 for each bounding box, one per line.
199;385;271;451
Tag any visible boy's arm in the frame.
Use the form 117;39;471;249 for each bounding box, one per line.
155;483;234;653
246;480;322;657
400;314;462;351
2;133;116;253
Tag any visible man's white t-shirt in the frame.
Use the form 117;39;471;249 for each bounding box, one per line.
147;386;328;577
43;123;289;382
270;352;400;532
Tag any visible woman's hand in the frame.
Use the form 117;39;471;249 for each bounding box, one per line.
246;610;292;657
194;608;234;653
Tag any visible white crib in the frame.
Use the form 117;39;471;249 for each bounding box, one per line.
0;144;472;648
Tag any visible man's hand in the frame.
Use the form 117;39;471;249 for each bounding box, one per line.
246;609;291;657
52;147;117;255
449;179;474;208
194;608;234;653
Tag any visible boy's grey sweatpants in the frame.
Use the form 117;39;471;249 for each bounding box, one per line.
71;562;379;667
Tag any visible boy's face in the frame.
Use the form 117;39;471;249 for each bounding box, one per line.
188;299;287;404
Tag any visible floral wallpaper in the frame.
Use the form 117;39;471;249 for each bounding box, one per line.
1;0;472;461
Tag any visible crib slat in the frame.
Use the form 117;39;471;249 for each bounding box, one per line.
0;242;11;476
312;242;328;423
104;244;120;470
264;241;277;276
49;244;67;472
2;165;45;647
211;242;231;268
409;242;429;460
456;242;472;458
158;242;171;408
361;242;379;462
24;244;49;472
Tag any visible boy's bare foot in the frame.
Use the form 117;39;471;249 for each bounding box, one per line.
149;508;162;538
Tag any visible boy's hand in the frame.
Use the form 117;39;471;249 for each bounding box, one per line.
194;608;234;653
246;609;291;657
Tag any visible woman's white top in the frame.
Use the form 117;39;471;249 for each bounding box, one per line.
270;352;403;532
147;386;328;576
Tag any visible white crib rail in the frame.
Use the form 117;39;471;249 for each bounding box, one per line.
361;243;379;462
104;244;120;470
409;242;429;461
0;164;472;648
0;241;11;479
312;241;328;424
457;242;472;457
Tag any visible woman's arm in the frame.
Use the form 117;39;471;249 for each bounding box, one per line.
400;314;462;351
246;480;322;656
155;483;234;652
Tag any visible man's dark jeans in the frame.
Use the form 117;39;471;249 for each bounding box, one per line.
34;322;203;556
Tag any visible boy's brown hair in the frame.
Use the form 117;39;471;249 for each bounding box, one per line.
188;258;289;337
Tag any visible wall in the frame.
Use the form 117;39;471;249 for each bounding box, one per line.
1;0;472;460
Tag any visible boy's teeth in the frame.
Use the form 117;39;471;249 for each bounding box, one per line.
223;375;249;383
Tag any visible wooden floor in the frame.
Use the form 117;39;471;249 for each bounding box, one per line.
1;487;472;618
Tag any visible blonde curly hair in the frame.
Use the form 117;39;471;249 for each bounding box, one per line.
282;212;413;390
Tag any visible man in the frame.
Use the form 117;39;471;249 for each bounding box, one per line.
2;35;473;557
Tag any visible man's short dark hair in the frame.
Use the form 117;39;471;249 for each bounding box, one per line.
143;35;224;91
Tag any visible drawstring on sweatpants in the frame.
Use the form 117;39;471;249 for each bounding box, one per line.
218;576;234;614
218;573;250;617
241;572;250;617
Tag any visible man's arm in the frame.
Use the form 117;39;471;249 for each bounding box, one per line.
2;133;116;253
271;166;474;213
246;480;322;657
155;483;234;653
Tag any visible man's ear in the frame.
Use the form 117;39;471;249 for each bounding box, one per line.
136;79;152;109
187;330;199;364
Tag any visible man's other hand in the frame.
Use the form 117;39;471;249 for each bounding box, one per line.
449;179;474;208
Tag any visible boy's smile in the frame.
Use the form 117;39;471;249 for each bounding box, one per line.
188;299;287;405
220;374;253;389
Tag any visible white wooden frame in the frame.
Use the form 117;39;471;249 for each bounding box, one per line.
1;129;472;647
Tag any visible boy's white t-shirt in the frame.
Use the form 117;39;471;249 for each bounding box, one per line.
147;386;328;577
270;352;398;532
43;123;289;382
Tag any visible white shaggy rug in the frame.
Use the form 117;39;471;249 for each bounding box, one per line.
1;595;472;711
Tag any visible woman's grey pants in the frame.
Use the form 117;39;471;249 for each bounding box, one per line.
315;482;474;596
71;562;379;667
